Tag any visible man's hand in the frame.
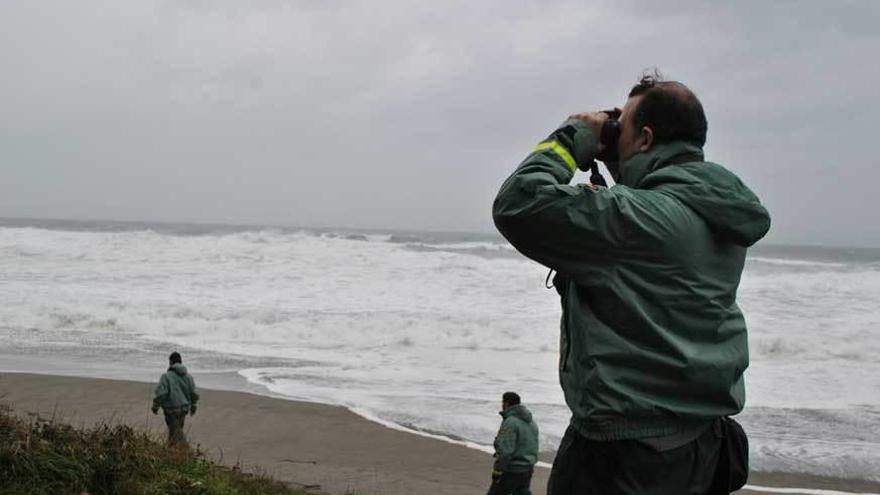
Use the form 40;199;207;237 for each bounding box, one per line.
569;109;622;157
492;469;503;482
151;405;159;415
189;405;197;416
568;111;609;139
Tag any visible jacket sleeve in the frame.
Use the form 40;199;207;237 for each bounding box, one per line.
153;374;169;409
493;119;634;273
493;418;518;472
188;375;199;405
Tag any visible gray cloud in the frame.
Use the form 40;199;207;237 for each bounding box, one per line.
2;0;878;246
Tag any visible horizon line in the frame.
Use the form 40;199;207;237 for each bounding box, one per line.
1;214;878;251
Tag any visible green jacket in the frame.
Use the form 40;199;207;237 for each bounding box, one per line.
493;120;770;441
493;404;539;473
153;363;199;412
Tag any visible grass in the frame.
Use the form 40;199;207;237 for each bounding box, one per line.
0;403;323;495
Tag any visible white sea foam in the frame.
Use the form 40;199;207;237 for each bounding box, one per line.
747;256;851;268
1;224;879;480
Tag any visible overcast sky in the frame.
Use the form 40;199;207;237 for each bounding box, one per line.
1;1;878;246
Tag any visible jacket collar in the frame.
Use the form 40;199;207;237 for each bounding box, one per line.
618;141;704;188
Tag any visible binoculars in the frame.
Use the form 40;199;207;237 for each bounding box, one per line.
597;108;621;164
579;109;621;185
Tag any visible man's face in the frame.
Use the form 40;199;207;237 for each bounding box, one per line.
501;400;509;411
617;95;647;163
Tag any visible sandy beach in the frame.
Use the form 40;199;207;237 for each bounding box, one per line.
2;372;879;495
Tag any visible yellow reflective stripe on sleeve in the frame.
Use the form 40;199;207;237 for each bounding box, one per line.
533;141;576;172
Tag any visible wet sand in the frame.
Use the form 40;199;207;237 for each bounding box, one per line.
2;373;877;495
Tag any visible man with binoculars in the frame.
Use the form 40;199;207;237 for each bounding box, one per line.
493;72;770;494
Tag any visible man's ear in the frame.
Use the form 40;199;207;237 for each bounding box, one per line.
639;126;654;151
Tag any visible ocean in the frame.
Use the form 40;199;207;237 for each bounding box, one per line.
1;218;878;480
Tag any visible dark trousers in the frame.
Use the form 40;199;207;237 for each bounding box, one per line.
547;424;724;495
487;469;534;495
163;409;188;446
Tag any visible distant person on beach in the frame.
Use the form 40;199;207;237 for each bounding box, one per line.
488;392;539;495
493;71;769;494
151;351;199;446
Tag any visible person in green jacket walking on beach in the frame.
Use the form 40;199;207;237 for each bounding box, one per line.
493;71;770;494
488;392;539;495
152;351;199;446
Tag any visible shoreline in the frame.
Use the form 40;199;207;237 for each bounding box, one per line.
2;372;879;495
1;371;515;495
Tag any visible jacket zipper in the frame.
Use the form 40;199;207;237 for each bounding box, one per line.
550;271;571;372
559;281;571;372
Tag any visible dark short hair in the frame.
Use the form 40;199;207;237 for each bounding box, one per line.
502;392;521;406
169;351;182;364
628;70;707;147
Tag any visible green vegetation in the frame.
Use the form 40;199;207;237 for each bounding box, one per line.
0;404;317;495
